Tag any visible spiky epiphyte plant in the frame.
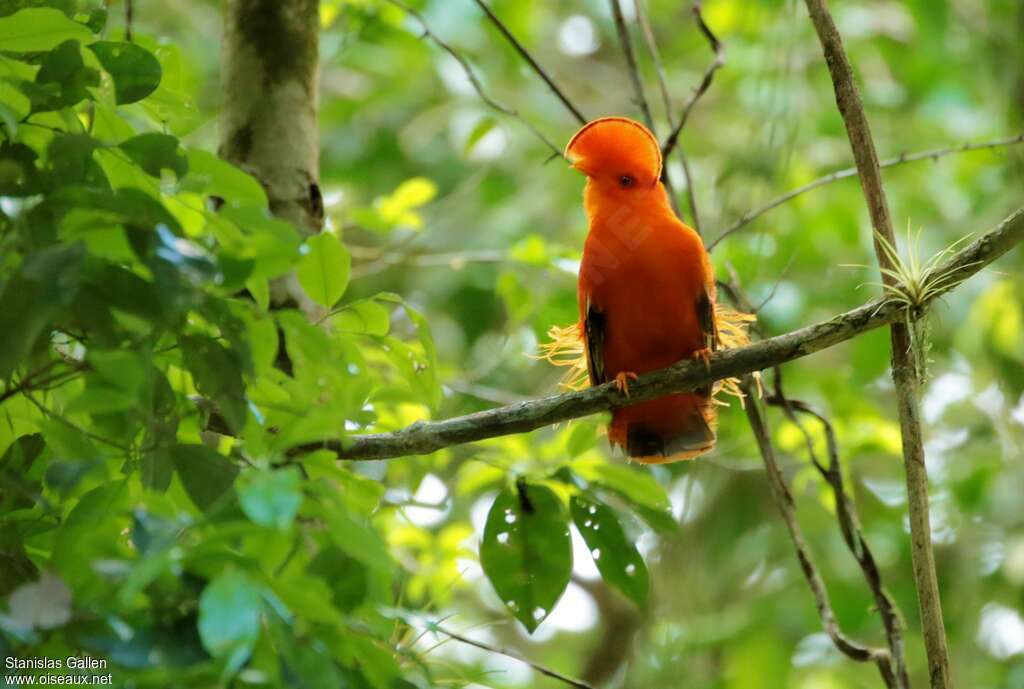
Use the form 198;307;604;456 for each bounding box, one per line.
850;221;981;385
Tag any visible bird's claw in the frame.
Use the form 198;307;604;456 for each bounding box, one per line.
693;347;712;370
614;371;639;397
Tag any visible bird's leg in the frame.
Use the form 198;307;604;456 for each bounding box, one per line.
613;371;639;397
693;348;712;370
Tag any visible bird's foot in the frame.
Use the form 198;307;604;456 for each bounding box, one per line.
613;371;639;397
693;347;712;370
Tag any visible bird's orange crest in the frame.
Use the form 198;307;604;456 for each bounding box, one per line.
565;117;663;183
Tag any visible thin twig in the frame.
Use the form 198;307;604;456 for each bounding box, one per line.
710;132;1024;249
285;206;1022;460
124;0;134;42
631;0;691;223
387;0;562;158
766;371;909;688
803;0;951;685
430;624;597;689
741;378;897;688
470;0;587;124
608;0;655;130
660;2;725;161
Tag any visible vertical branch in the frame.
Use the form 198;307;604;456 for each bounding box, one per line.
124;0;134;42
802;1;952;686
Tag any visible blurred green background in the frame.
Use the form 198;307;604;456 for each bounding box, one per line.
2;0;1023;687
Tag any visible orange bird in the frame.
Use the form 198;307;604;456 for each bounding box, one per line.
564;117;729;463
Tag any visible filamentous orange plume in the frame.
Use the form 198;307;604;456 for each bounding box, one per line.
541;117;753;463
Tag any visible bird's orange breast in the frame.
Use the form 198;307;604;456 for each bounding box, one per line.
579;212;710;379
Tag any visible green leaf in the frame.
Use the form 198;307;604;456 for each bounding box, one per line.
296;232;350;308
198;569;262;666
118;133;188;179
0;242;84;379
334;298;391;336
170;444;238;512
238;467;302;530
307;546;368;613
185;149;267;206
375;177;437;230
88;41;162;104
140;446;173;493
28;39;99;112
464;116;497;153
570;457;671;513
480;482;572;633
0;8;93;53
570;496;649;607
565;421;599;458
47;134;107;188
181;334;247;432
318;500;392;575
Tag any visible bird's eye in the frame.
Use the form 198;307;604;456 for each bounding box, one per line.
619;175;634;188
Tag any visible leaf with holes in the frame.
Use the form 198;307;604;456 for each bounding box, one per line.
480;482;571;633
571;495;649;607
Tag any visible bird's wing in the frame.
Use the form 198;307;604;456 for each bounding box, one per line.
582;297;607;386
696;285;718;353
695;285;717;397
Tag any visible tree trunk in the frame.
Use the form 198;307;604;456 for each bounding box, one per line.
220;0;323;314
220;0;322;237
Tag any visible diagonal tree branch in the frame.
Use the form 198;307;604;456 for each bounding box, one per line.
709;133;1024;250
766;372;910;688
803;1;954;685
428;624;597;689
387;0;562;158
660;1;724;161
288;206;1022;461
471;0;587;125
607;0;686;220
742;378;898;688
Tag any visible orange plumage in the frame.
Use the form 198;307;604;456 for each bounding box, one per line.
566;117;721;463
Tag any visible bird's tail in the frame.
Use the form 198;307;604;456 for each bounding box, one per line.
608;393;718;463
